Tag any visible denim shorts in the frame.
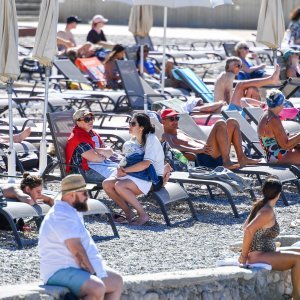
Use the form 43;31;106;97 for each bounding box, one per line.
47;267;91;296
84;168;106;184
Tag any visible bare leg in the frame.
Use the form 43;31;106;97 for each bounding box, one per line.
205;120;240;169
102;178;134;222
278;150;300;165
114;179;149;225
102;269;123;300
13;127;31;143
231;65;280;107
248;251;300;299
245;87;260;100
79;276;106;300
226;119;260;167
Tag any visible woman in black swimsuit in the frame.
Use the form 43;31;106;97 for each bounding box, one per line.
239;176;300;299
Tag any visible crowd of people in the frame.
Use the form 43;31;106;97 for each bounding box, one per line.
2;8;300;300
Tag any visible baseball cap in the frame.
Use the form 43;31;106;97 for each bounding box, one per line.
91;15;108;25
56;174;94;199
266;89;285;108
283;49;300;61
67;16;82;24
73;108;94;121
161;108;179;119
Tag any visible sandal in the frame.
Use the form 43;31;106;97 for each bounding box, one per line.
290;219;300;228
112;213;129;224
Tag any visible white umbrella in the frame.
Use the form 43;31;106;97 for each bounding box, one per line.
105;0;233;92
256;0;285;66
0;0;20;182
32;0;59;174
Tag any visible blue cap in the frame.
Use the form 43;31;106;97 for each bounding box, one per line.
266;90;285;108
283;49;300;61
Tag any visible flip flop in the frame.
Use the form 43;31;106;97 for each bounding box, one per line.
113;213;129;224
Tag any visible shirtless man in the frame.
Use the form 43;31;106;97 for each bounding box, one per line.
57;16;81;51
161;108;260;169
1;172;54;206
214;57;260;104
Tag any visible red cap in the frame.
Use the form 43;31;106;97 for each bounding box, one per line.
161;108;179;119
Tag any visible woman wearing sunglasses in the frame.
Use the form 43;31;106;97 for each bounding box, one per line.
66;108;119;184
103;113;165;226
235;41;266;80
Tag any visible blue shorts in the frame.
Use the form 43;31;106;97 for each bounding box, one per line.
47;267;92;296
196;154;223;168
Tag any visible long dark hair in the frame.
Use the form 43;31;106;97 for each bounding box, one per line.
133;113;155;146
290;8;300;21
248;176;282;223
103;44;125;64
136;44;150;63
20;172;43;191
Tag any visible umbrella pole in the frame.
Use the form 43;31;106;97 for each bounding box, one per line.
7;78;16;183
140;44;144;78
273;49;277;67
39;66;51;175
161;6;168;94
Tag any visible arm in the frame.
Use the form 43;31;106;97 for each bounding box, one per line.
242;62;266;74
57;37;74;49
2;185;35;205
65;238;95;274
271;118;300;150
239;208;274;264
95;147;113;158
81;148;107;162
39;194;54;206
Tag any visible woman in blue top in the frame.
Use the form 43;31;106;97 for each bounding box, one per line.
235;41;266;80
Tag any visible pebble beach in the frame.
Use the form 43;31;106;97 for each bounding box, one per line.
0;26;299;286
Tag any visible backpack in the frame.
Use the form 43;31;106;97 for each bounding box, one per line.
161;141;188;172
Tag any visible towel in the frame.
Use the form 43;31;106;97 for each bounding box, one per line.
216;258;272;270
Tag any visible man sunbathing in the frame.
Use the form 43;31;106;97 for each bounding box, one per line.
1;172;54;206
161;108;260;169
214;57;261;104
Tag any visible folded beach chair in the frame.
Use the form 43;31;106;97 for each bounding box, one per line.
174;68;214;103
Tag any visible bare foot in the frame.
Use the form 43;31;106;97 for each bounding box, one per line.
130;214;150;226
13;127;31;143
223;161;240;170
239;157;261;167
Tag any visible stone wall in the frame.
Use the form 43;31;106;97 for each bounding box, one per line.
0;267;292;300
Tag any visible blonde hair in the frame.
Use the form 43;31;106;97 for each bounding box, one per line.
234;41;248;56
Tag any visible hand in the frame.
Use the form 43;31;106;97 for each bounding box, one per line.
117;167;127;177
197;144;213;156
259;63;266;69
238;253;247;264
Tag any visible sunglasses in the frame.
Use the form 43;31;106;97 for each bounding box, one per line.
165;116;180;122
77;190;88;197
78;116;95;123
240;46;249;50
129;121;137;127
235;64;242;69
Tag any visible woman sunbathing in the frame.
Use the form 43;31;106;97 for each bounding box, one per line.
258;89;300;164
239;176;300;299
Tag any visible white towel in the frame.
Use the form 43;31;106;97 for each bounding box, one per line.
216;258;272;270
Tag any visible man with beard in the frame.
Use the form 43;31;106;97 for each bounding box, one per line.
38;174;123;299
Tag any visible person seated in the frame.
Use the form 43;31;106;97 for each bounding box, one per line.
65;109;119;183
136;45;189;90
161;108;260;170
0;127;31;144
284;49;300;78
228;64;280;112
87;15;115;49
1;172;54;206
214;56;260;104
258;89;300;165
57;15;81;51
103;44;125;90
102;113;166;225
235;41;266;80
239;176;300;300
288;8;300;46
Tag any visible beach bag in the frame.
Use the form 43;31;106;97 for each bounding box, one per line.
162;141;188;172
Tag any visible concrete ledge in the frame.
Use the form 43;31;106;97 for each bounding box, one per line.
0;267;292;300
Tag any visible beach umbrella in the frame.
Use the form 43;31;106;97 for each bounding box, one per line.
129;5;153;37
256;0;285;65
0;0;20;182
32;0;59;174
104;0;233;92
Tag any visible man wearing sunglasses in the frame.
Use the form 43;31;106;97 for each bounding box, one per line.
161;108;260;169
39;174;123;299
66;108;119;184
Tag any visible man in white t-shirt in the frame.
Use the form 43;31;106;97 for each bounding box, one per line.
38;174;123;299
